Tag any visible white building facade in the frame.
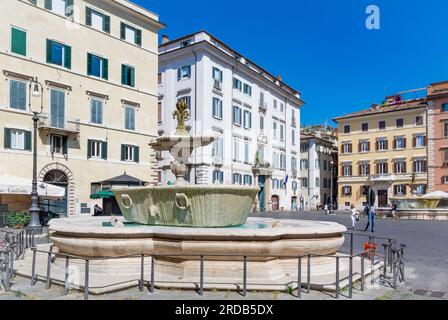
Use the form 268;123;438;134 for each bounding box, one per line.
157;31;304;211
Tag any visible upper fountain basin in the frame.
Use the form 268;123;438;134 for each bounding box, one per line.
149;136;215;152
113;185;260;228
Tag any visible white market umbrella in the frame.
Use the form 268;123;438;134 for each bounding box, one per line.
0;174;65;199
421;191;448;199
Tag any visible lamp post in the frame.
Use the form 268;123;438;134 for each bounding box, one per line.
330;160;334;214
28;77;44;230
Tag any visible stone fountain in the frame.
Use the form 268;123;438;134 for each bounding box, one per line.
39;101;358;294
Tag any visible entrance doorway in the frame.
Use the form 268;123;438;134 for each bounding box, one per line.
271;195;280;211
258;176;266;212
43;170;68;217
378;190;388;207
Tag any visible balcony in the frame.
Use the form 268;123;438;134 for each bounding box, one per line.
259;101;268;113
38;113;81;137
213;156;224;167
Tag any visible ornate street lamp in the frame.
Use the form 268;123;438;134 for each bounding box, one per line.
28;77;44;230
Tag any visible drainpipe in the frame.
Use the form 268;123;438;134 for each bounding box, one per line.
231;64;236;181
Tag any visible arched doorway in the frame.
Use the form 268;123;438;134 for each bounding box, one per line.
43;170;68;217
271;195;280;211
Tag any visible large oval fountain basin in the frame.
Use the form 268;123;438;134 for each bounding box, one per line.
112;185;260;228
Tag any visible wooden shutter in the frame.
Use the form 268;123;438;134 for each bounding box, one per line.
87;53;93;75
376;141;379;151
403;138;407;148
121;145;126;161
393;139;397;150
102;58;108;80
44;0;52;10
120;22;126;40
11;28;26;56
130;67;135;87
24;131;32;151
87;139;92;158
101;142;108;160
85;7;92;26
135;29;142;46
64;45;71;69
121;65;127;85
4;128;11;149
413;137;416;148
385;139;389;150
403;186;407;195
62;136;68;156
385;163;389;174
134;146;140;163
46;39;53;63
358;143;361;153
103;15;111;33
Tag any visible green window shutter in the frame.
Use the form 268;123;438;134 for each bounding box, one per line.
65;0;74;17
135;29;142;46
62;136;68;156
103;15;111;33
121;65;126;85
87;139;92;158
46;39;53;63
44;0;52;10
120;23;126;40
87;53;92;75
134;146;140;163
24;131;32;151
11;28;27;56
101;142;108;160
130;67;135;87
121;145;126;161
85;7;92;26
64;45;71;69
102;58;108;80
4;128;11;149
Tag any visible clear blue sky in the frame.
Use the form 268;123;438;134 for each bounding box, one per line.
134;0;448;126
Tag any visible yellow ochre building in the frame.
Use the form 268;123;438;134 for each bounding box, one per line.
333;95;428;210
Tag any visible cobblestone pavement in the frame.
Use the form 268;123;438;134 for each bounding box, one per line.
250;210;448;297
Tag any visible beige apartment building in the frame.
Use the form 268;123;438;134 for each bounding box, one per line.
334;96;428;209
0;0;164;216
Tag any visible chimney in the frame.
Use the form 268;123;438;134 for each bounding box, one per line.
277;75;283;82
161;35;170;44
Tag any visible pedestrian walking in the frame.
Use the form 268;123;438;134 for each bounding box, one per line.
350;204;360;230
364;206;376;233
391;202;398;221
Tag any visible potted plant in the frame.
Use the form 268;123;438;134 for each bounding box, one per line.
5;211;31;229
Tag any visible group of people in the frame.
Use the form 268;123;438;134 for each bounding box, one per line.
349;202;399;232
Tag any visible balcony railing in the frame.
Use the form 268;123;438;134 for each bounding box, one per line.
38;113;81;135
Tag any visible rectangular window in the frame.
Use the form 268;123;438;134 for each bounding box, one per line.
280;103;284;112
212;137;224;159
89;140;102;158
359;141;370;152
280;124;285;141
158;101;162;123
50;134;66;154
11;27;27;56
361;123;369;132
378;121;386;130
213;171;224;184
343;165;352;177
50;89;65;129
10;130;25;150
442;104;448;113
342;143;352;154
344;125;351;134
158;73;162;85
124;106;136;131
180;40;191;48
233;78;242;91
394;161;406;174
9;79;27;110
243;84;252;96
377;162;388;174
177;65;191;80
416;116;424;126
415;185;427;195
394;137;406;150
233;106;242;126
396;119;404;128
301;178;308;188
212;98;223;120
414;160;427;173
212;67;223;89
359;164;370;176
46;0;72;16
120;23;141;46
292;129;296;145
301;160;309;170
243;110;252;129
244;143;250;163
90;98;103;124
377;138;388;151
414;135;426;148
86;7;110;33
274;99;278;109
121;64;135;87
394;185;407;196
124;145;135;162
443;122;448;138
273;122;278;139
233;139;240;162
260;117;265;131
280;154;286;170
232;173;242;185
178;96;191;109
243;175;253;186
343;186;352;196
87;53;108;80
46;39;71;69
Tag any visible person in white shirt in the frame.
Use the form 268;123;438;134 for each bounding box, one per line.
350;205;360;230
